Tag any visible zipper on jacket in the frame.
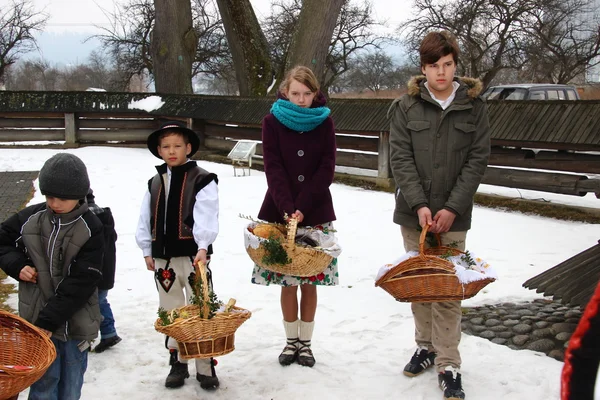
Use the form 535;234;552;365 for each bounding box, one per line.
58;247;63;262
48;216;61;277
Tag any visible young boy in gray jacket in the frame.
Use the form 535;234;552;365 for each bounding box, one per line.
0;153;104;400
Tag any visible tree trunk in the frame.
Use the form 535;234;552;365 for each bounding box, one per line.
285;0;345;85
216;0;272;96
151;0;197;94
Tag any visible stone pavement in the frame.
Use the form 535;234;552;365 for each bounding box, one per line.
0;171;38;222
462;298;581;361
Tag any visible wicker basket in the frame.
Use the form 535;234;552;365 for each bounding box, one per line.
375;225;495;302
0;310;57;400
154;262;251;360
245;218;333;277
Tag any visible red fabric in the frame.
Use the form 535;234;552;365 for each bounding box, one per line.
561;281;600;399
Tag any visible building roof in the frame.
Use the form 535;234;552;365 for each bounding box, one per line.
523;242;600;307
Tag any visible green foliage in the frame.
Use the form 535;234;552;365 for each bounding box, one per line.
438;249;456;260
261;236;292;266
461;250;477;267
189;273;223;319
157;307;171;326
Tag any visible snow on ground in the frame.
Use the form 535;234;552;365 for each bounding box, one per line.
2;147;596;399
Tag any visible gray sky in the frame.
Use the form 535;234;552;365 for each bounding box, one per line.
8;0;410;65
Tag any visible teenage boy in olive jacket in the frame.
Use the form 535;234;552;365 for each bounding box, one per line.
388;31;490;400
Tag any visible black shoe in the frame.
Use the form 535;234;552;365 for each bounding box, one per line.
92;336;122;353
438;368;465;400
196;358;219;390
278;342;298;366
196;373;220;390
165;350;189;388
403;347;436;377
296;343;315;367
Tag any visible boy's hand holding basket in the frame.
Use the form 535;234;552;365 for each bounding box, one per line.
154;262;251;359
375;224;496;302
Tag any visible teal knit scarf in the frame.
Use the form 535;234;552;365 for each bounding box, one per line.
270;99;331;132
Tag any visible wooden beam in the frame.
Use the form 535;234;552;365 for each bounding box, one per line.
0;118;64;128
377;131;390;179
64;113;77;145
78;119;156;129
78;129;150;142
336;135;378;152
482;167;599;196
0;130;64;141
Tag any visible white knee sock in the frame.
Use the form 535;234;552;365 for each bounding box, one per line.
282;319;299;354
299;320;314;347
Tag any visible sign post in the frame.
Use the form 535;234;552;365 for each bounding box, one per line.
227;140;257;177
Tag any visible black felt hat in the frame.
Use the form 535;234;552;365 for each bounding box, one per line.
39;153;90;200
147;121;200;159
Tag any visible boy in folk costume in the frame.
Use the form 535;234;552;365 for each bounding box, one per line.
388;31;490;399
136;121;220;390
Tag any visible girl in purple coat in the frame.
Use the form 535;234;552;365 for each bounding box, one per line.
251;66;339;368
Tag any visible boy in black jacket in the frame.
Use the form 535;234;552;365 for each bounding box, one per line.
0;153;104;400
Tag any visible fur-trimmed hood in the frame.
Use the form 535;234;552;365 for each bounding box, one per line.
407;75;483;99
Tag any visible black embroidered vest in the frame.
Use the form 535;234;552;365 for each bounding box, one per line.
149;161;217;258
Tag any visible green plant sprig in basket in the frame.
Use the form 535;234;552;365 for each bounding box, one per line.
261;234;292;266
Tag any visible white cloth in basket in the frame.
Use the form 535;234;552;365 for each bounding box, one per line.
376;251;497;284
244;222;342;258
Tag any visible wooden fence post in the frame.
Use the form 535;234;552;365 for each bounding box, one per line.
377;130;393;188
64;113;77;147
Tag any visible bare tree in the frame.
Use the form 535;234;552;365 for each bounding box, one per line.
285;0;345;80
94;0;154;89
263;0;389;93
522;0;600;83
95;0;229;92
150;0;198;93
402;0;533;88
402;0;600;88
347;50;396;92
216;0;272;96
323;0;391;90
0;0;48;85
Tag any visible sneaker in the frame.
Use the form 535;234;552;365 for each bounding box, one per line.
278;341;299;366
403;346;436;377
92;335;122;353
196;358;219;390
438;367;465;400
297;342;315;367
165;350;189;388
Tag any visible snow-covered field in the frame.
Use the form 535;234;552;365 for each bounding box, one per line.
2;146;596;399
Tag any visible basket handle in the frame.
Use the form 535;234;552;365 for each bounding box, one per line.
286;217;298;246
195;261;210;318
418;224;431;255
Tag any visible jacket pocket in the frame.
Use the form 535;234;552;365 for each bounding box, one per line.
453;122;476;151
407;121;431;150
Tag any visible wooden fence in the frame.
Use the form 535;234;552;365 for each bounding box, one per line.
1;97;600;198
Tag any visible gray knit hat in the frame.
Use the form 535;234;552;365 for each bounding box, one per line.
39;153;90;200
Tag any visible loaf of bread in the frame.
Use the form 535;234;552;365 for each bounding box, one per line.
253;224;285;240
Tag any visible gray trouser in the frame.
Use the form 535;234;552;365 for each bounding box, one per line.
400;226;467;371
